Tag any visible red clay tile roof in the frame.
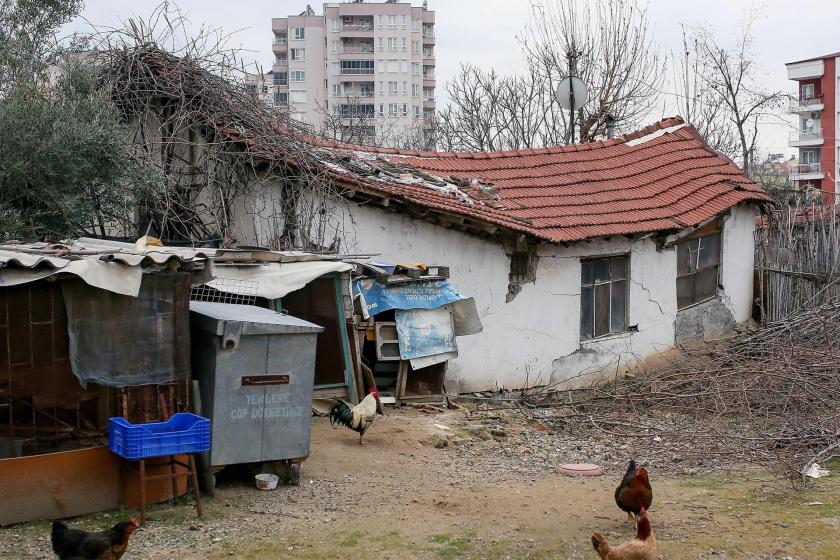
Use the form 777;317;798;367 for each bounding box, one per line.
315;117;772;243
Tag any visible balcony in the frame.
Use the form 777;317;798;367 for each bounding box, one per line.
789;127;823;147
340;46;374;54
333;90;375;98
789;162;824;181
272;39;288;54
340;68;375;76
338;104;375;118
789;94;824;113
340;22;375;36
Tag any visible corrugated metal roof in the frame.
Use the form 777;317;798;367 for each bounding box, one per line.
0;239;212;271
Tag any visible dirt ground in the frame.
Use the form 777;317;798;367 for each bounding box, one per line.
3;407;840;559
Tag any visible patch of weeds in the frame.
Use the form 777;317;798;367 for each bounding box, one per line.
369;530;401;544
438;538;470;559
427;533;472;559
339;537;359;547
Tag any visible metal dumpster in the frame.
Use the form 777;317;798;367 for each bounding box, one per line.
189;302;323;487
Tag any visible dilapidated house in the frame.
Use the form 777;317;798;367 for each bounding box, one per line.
96;49;771;393
276;118;773;392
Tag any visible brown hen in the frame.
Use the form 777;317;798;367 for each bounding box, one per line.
614;459;653;522
591;506;657;560
51;517;138;560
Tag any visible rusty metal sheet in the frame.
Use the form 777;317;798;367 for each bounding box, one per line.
0;447;188;525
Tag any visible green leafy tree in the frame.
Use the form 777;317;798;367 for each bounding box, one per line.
0;0;159;240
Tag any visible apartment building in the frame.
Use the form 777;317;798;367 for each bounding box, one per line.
786;51;840;203
244;70;283;109
271;1;435;146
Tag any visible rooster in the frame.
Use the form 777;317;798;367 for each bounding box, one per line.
614;459;653;522
329;389;380;444
591;506;657;560
51;517;139;560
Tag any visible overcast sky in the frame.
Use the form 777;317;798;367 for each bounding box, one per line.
62;0;840;156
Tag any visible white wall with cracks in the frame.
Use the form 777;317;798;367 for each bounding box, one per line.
265;199;758;393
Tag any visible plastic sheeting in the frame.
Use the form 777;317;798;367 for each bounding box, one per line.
353;278;464;315
396;306;457;360
61;275;191;388
208;261;352;300
395;305;458;368
0;256;143;296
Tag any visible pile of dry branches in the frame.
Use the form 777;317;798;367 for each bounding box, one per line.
81;6;348;250
522;301;840;479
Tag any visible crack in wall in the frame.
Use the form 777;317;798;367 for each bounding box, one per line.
631;277;669;316
508;325;569;343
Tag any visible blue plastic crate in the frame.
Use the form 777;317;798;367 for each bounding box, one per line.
108;413;211;460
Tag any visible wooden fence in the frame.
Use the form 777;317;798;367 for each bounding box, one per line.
755;205;840;323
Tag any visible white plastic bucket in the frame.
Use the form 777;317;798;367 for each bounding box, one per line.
255;473;279;491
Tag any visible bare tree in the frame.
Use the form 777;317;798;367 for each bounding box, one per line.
84;3;347;251
315;95;435;150
436;64;551;151
692;18;784;176
671;26;740;161
520;0;665;144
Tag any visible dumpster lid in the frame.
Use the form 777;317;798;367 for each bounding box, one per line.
189;301;324;335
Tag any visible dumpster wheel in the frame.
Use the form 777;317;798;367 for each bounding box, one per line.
289;462;301;486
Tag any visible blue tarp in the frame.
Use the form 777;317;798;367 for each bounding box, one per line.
353;278;464;315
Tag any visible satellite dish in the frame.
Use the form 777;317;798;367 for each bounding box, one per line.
555;76;588;110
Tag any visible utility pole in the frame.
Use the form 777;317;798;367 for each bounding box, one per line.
567;49;578;144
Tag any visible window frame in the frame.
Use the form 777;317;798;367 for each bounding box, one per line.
801;149;819;165
675;222;722;310
290;48;305;61
289;90;307;104
579;254;630;341
292;27;305;40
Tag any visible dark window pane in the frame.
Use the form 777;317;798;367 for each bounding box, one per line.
593;259;610;283
677;275;693;309
580;286;594;340
695;266;718;301
594;283;610;337
677;242;691;275
581;260;593;285
610;280;626;332
698;234;721;269
610;256;627;280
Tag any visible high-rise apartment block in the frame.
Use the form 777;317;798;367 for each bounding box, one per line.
786;51;839;202
271;1;436;146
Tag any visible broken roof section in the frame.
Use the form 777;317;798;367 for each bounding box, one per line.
99;49;770;244
309;117;773;243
